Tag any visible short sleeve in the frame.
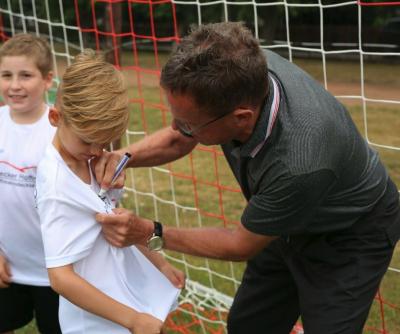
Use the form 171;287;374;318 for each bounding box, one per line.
242;169;337;235
37;195;101;268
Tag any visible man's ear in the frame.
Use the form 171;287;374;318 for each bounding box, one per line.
232;108;254;126
48;107;61;127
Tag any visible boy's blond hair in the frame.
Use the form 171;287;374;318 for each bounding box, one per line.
0;33;53;76
57;49;129;145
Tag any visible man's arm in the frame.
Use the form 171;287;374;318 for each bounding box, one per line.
94;127;197;190
96;208;277;262
125;126;197;168
48;264;163;333
163;223;276;261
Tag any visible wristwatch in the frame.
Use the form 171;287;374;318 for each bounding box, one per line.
147;221;164;251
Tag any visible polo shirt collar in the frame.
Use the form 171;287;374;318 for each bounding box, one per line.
231;73;281;159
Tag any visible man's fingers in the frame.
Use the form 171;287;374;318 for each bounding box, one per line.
96;209;134;248
102;151;125;190
92;151;122;190
96;208;131;224
102;158;118;190
102;232;125;248
96;212;121;225
96;209;152;248
92;153;107;185
95;213;107;224
112;207;129;215
112;171;126;189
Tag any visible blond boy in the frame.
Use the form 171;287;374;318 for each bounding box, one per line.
36;50;182;334
0;34;61;333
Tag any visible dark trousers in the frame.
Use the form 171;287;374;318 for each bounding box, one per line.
0;283;61;334
228;180;400;334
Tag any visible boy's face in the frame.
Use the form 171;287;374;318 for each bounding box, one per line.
49;108;107;163
0;55;52;117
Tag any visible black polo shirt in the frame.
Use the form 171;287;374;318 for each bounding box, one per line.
221;50;389;235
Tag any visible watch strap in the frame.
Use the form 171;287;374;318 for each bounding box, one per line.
153;221;162;237
147;221;164;251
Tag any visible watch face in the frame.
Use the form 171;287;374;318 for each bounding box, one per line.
148;236;163;251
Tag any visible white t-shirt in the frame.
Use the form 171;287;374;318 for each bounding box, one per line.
36;145;180;334
0;105;55;286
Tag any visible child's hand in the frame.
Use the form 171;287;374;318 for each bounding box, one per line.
0;254;11;288
129;312;163;334
159;262;186;289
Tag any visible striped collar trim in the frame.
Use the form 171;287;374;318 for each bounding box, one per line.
250;76;280;158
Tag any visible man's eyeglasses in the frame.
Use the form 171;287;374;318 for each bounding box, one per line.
174;110;233;138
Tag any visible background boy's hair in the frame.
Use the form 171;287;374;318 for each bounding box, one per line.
57;49;129;145
0;33;53;76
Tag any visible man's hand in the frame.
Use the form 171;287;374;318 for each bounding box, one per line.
128;312;163;334
0;254;11;288
92;150;126;192
158;262;186;289
96;208;154;248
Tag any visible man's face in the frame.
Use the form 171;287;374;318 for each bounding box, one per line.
166;90;238;146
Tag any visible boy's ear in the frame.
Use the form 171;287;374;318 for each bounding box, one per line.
48;107;61;127
44;71;54;91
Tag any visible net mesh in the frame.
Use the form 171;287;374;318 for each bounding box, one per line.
0;0;399;333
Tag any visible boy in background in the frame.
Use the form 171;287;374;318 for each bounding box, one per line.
36;49;183;334
0;34;61;333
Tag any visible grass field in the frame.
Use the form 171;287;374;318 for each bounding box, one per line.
17;52;400;333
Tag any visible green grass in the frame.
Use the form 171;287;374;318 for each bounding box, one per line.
16;322;37;334
19;52;400;333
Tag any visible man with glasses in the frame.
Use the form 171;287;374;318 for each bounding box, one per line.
94;22;400;334
173;107;235;138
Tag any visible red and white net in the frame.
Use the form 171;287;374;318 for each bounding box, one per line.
0;1;399;333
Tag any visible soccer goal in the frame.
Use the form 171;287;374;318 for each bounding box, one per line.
0;1;399;333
